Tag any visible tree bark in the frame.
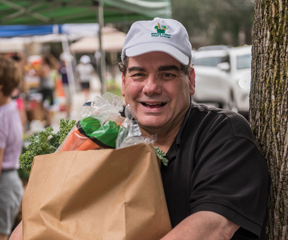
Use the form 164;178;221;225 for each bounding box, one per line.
251;0;288;239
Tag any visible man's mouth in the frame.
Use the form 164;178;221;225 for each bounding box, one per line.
141;102;166;108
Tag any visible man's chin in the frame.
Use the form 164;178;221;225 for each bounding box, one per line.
138;121;164;133
134;115;169;132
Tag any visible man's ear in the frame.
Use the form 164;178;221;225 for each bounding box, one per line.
188;67;195;95
121;73;125;97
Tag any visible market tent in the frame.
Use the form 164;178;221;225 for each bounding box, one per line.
0;24;63;37
0;0;171;94
0;0;171;93
0;24;100;50
0;0;171;25
0;24;93;53
0;23;99;38
0;38;26;52
70;26;126;53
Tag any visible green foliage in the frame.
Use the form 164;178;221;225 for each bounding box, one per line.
18;168;30;180
154;146;169;166
59;118;77;144
19;118;76;172
106;81;122;97
172;0;255;46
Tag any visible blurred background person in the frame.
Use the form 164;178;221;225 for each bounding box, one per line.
76;55;95;102
35;54;59;127
10;53;28;132
0;56;24;240
59;52;73;119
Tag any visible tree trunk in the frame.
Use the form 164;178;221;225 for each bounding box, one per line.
250;0;288;239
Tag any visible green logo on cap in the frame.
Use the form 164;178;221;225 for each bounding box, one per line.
151;23;171;38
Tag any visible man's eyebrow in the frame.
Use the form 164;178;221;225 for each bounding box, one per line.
128;66;146;73
158;65;181;72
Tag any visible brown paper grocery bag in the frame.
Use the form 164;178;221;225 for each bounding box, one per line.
22;143;171;240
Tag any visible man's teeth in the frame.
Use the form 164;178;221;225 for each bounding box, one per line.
147;103;160;105
143;102;165;106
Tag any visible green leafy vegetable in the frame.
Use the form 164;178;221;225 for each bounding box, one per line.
59;118;77;144
19;118;76;172
154;147;169;166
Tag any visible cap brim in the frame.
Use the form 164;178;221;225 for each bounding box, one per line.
125;42;189;65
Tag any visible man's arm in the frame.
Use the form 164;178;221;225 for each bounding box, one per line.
161;211;240;240
9;221;22;240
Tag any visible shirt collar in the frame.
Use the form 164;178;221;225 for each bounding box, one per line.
165;100;193;160
175;100;193;148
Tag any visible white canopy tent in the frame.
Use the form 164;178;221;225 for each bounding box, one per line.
0;38;27;52
70;26;126;53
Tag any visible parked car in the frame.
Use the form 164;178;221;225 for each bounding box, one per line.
192;45;252;117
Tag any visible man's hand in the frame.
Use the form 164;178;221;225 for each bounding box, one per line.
9;221;22;240
161;211;239;240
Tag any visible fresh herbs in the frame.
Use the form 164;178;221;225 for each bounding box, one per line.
154;147;169;166
59;118;77;144
19;119;76;172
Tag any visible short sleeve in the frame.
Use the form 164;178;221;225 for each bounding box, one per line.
189;136;269;238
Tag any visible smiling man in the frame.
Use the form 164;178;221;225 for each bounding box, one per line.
119;17;270;240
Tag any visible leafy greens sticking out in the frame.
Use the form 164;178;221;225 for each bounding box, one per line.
154;147;169;166
20;119;76;172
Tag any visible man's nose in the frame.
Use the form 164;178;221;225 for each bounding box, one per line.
142;75;162;96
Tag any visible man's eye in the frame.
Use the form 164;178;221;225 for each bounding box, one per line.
133;73;144;77
161;73;176;79
165;73;174;77
131;72;146;80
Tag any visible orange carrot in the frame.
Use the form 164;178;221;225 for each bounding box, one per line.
59;126;87;152
76;138;101;151
59;126;106;152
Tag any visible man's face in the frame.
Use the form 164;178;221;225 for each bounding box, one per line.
121;51;195;134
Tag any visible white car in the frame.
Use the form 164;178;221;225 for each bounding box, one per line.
192;45;252;117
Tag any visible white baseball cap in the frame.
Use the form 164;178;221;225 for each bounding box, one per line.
121;17;192;65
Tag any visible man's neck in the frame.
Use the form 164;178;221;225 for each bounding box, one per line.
138;105;190;153
154;128;180;153
140;123;181;154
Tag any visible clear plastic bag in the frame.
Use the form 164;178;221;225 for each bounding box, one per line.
57;93;156;152
81;92;124;125
116;105;156;149
57;93;125;152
